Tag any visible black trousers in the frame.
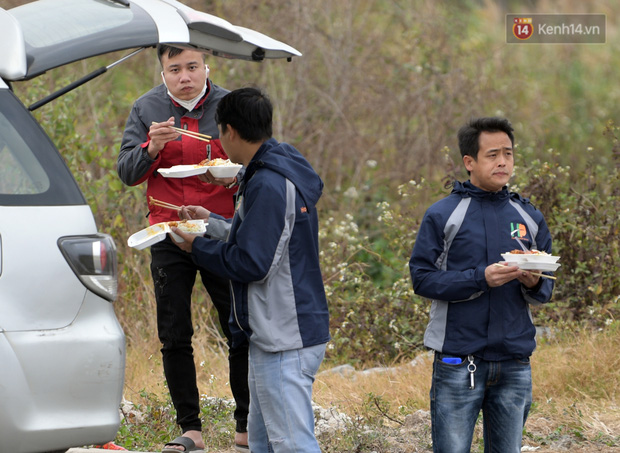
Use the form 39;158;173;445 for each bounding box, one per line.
150;237;249;433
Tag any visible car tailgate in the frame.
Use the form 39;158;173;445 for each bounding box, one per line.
0;0;301;81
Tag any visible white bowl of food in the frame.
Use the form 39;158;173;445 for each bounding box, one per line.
168;220;206;242
501;250;561;263
202;158;242;178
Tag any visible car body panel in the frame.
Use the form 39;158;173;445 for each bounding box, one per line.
0;295;125;452
0;5;27;79
0;206;96;332
0;0;301;81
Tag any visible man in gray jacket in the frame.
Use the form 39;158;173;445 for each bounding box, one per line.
118;45;248;452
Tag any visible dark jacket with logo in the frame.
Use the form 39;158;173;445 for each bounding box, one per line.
409;180;554;360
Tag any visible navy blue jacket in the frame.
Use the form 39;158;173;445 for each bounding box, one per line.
409;181;554;360
191;138;330;351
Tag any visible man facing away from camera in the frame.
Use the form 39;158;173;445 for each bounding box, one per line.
171;87;331;453
409;117;554;453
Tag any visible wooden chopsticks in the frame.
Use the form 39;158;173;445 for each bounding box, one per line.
151;122;212;142
528;271;556;280
149;196;181;211
494;263;557;280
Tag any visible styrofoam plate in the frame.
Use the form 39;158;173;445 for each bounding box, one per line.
157;165;209;178
127;223;168;250
128;220;206;249
501;253;561;264
513;262;561;272
207;164;242;178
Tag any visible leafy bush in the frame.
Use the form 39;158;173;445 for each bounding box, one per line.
511;130;620;328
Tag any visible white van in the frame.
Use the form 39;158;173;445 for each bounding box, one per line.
0;1;300;452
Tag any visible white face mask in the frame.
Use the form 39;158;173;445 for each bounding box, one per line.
161;65;210;112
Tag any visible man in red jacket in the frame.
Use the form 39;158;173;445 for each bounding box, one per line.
118;45;249;452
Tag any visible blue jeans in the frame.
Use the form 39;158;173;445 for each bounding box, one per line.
430;353;532;453
248;342;326;453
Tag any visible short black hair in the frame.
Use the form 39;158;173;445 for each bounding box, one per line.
215;87;273;143
457;117;514;160
157;44;204;65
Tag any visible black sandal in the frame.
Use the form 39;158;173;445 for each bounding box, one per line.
161;436;204;453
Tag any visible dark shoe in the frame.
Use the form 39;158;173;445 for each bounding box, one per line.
162;436;205;453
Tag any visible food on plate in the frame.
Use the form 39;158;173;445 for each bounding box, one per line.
144;224;166;237
168;220;204;232
197;158;236;167
500;249;561;269
505;249;550;255
128;220;206;250
153;220;204;233
145;220;204;236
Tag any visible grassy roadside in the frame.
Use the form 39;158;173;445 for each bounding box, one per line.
114;325;619;451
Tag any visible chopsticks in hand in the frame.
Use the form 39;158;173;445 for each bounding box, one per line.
526;271;556;280
151;121;211;142
149;196;182;211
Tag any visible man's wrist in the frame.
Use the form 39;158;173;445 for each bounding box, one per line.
225;177;238;189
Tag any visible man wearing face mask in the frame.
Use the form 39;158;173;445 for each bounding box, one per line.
118;45;249;453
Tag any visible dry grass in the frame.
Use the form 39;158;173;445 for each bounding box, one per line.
122;318;619;451
120;277;235;404
528;330;620;446
314;354;433;417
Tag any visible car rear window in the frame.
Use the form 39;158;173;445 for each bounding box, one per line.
0;90;85;206
0;111;49;195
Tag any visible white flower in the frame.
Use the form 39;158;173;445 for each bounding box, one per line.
343;187;359;198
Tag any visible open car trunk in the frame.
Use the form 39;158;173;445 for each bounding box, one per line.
0;0;301;80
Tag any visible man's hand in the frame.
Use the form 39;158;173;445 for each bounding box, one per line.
170;228;196;253
197;172;236;187
516;270;541;288
179;205;210;221
147;117;179;158
485;262;521;287
486;262;541;288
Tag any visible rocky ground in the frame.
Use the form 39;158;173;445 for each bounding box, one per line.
71;361;618;453
384;409;620;452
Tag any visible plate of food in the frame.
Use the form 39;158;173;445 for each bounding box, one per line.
515;262;561;272
128;220;206;250
501;249;561;272
501;249;560;263
157;165;209;178
202;158;242;178
157;159;241;179
167;220;207;242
